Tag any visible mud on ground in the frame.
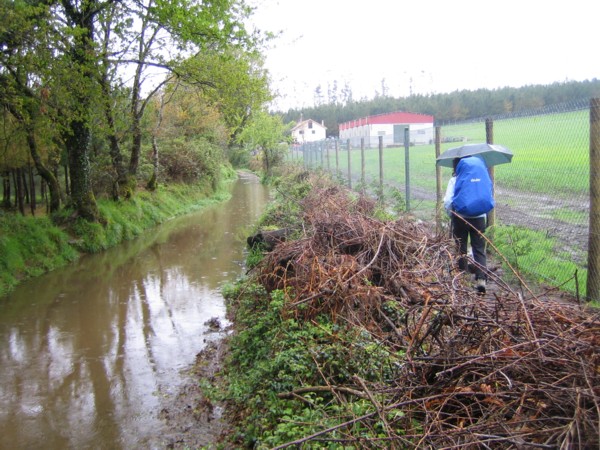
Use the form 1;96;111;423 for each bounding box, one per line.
158;328;233;450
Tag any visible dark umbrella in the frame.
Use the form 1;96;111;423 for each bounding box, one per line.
436;143;514;167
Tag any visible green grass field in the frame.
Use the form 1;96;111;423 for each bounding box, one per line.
315;109;589;197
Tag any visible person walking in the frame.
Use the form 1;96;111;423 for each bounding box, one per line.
443;156;494;293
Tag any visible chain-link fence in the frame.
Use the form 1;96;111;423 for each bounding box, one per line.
291;98;598;300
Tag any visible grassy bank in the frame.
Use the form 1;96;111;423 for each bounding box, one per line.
0;166;237;297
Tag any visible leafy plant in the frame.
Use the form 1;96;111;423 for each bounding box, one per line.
493;224;586;295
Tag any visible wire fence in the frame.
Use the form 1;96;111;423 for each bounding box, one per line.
291;98;597;300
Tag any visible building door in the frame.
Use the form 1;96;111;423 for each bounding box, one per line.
393;124;408;144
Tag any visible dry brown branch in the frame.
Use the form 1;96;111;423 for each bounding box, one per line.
277;385;368;400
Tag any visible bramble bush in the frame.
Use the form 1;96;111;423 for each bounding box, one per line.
159;137;224;188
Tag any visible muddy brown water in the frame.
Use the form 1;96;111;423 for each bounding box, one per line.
0;174;270;450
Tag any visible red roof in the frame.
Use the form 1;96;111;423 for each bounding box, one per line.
339;111;434;130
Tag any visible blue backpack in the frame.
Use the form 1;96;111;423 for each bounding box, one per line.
453;157;495;217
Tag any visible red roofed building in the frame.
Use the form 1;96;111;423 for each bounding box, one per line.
339;111;434;148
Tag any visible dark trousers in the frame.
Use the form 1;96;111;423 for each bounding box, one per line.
451;215;487;280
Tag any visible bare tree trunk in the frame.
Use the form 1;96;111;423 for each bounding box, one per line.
147;87;174;190
129;119;142;176
127;23;163;178
23;166;30;206
2;171;11;208
61;0;99;221
27;128;61;214
65;120;98;221
41;178;48;213
128;58;143;177
99;23;131;200
64;162;70;197
4;94;62;214
147;135;159;191
28;164;36;216
14;168;25;215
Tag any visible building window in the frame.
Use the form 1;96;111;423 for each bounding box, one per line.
312;130;315;134
299;130;304;135
308;122;313;129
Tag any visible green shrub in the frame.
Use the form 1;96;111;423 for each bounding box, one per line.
494;224;586;296
222;282;405;448
160;137;224;189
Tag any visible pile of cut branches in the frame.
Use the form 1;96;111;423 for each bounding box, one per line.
252;185;600;449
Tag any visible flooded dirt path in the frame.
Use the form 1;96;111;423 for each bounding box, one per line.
0;173;269;449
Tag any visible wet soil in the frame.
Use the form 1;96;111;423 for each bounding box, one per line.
158;324;234;450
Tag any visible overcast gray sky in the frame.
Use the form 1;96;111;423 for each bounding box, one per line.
248;0;599;111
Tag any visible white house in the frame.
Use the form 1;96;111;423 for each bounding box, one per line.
291;119;327;143
339;111;435;148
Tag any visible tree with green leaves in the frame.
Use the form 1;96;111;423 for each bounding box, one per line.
98;0;265;193
177;48;272;145
2;0;271;219
144;79;229;187
50;0;113;221
0;0;63;213
236;110;291;176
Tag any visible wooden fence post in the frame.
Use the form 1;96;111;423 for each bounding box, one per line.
485;118;495;232
378;136;384;202
347;139;352;189
320;140;324;168
361;137;365;191
435;126;442;232
335;139;339;176
404;127;410;212
587;98;600;301
302;143;306;168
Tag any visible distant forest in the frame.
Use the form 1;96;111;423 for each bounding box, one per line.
279;79;600;138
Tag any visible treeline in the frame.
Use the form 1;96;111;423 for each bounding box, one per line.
280;79;600;137
0;0;280;221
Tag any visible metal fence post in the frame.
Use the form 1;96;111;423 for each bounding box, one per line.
587;98;600;301
404;127;410;212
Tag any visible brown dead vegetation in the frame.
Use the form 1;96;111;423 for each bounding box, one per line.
253;182;600;449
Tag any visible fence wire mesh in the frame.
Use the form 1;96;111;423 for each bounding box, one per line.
292;98;595;299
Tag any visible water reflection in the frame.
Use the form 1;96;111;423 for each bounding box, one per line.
0;174;270;449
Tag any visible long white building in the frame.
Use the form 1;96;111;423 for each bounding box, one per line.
339;111;434;148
